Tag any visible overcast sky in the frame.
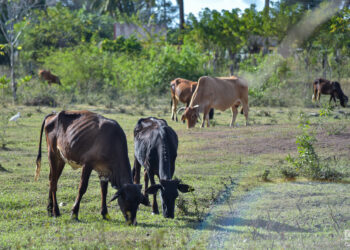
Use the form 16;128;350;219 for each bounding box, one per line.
170;0;265;16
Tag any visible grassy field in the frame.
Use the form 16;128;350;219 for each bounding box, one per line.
0;101;349;249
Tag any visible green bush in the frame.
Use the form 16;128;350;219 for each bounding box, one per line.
286;114;342;181
101;36;142;54
40;42;212;103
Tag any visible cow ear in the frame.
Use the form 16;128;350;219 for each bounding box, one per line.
140;194;150;206
110;189;123;202
145;184;162;195
177;184;194;193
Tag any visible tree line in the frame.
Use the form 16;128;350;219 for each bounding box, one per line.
0;0;349;105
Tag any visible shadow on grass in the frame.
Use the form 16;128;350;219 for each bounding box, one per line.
137;221;241;233
216;216;310;233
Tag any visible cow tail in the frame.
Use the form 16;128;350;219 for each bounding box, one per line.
35;113;54;181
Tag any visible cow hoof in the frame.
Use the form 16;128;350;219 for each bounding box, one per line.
71;214;80;221
103;214;111;220
152;211;159;215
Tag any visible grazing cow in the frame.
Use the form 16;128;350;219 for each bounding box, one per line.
170;78;214;122
35;110;148;225
132;117;192;218
38;70;61;85
181;76;249;128
312;78;348;107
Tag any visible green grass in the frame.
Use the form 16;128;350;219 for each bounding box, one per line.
0;102;349;249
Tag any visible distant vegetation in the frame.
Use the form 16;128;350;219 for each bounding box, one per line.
0;0;349;106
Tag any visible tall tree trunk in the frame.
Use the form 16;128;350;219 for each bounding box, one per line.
178;0;184;31
228;49;236;76
322;51;328;78
213;50;219;73
264;0;269;15
10;44;17;103
262;0;270;56
162;0;167;24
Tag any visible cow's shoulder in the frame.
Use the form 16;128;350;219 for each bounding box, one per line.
134;117;168;136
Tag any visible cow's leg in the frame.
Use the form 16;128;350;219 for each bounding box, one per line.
230;106;239;127
149;174;159;214
47;151;65;217
317;91;321;105
71;164;93;220
143;169;150;207
329;94;336;106
132;157;141;184
171;97;178;122
99;179;109;220
242;98;249;126
201;107;210;128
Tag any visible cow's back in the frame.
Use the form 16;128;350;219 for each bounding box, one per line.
134;117;178;178
49;111;128;169
192;76;248;111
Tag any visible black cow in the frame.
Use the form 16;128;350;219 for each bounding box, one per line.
132;117;192;218
35;110;149;225
312;78;348;107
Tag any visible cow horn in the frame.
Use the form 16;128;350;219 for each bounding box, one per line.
109;189;123;203
193;105;199;109
177;107;186;114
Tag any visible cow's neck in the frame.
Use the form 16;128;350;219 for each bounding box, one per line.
157;138;172;180
111;157;133;189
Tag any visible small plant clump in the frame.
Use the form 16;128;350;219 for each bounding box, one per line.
285;113;342;181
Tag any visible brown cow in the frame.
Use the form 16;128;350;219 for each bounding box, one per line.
181;76;249;128
35;111;148;225
312;78;348;107
38;70;61;85
170;78;197;121
170;78;213;122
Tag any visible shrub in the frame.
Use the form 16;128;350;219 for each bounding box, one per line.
101;36;142;54
286;114;343;181
281;167;299;179
40;42;212;103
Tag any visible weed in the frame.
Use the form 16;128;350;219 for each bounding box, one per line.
324;122;347;136
319;103;333;117
286;115;343;181
261;170;270;182
280;167;299;179
190;192;205;222
105;101;114;109
176;195;189;215
269;118;278;125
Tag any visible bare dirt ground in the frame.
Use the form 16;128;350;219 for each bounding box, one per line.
185;124;350;156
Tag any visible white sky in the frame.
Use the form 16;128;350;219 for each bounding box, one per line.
170;0;265;16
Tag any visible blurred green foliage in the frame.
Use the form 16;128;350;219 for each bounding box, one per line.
0;1;348;105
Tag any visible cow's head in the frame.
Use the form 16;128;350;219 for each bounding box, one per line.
340;94;348;107
110;184;149;225
181;105;200;128
146;179;193;219
56;77;62;85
